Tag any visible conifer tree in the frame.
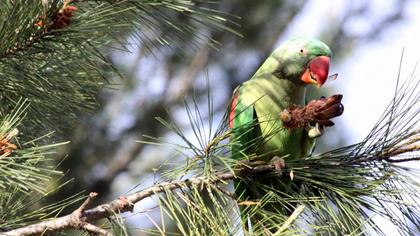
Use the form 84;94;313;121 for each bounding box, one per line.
1;1;419;236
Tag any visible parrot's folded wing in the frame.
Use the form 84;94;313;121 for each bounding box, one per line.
229;86;259;160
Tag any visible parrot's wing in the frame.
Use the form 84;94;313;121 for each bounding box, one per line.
229;86;259;160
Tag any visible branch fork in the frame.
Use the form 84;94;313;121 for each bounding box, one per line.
0;192;112;236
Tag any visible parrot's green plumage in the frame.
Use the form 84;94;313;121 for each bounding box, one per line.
229;37;333;227
230;37;332;160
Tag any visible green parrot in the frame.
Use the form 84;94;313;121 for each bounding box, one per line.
228;37;336;227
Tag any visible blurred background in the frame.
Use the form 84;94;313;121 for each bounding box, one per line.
54;0;420;234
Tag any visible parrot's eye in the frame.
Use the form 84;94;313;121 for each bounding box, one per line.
300;49;304;53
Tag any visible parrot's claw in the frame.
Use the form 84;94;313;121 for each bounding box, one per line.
271;156;286;177
308;123;324;138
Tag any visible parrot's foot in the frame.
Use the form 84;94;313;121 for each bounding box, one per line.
116;196;134;212
271;156;286;177
308;123;325;138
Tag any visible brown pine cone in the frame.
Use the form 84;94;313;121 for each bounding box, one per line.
280;94;344;129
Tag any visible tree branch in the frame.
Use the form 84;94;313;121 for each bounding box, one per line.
0;192;112;236
0;164;274;236
2;138;420;235
0;1;77;59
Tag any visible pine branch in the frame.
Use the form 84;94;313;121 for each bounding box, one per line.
0;193;112;236
0;164;271;235
0;100;67;195
0;0;238;137
2;138;419;235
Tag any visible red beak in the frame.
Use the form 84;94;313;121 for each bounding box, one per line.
301;56;330;87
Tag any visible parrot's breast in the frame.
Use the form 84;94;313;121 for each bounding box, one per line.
241;77;306;161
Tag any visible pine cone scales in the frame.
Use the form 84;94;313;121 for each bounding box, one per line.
280;94;344;129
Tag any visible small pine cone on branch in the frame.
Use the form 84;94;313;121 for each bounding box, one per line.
35;1;78;29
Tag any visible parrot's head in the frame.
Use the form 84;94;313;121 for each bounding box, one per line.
272;37;333;87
